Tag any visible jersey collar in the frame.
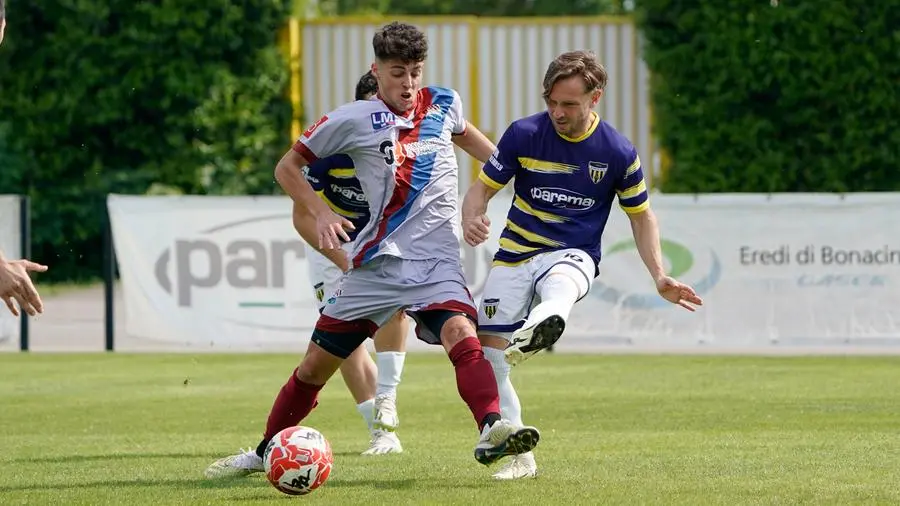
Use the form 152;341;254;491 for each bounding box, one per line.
557;112;599;143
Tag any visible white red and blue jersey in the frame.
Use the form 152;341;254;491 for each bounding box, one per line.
479;111;649;269
303;154;369;243
294;86;468;268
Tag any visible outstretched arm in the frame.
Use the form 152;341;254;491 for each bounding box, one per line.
615;147;702;311
626;208;665;283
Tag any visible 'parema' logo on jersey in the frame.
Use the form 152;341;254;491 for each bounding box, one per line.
330;184;367;204
530;187;596;210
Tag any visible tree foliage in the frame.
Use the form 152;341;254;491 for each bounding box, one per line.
0;0;292;281
636;0;900;193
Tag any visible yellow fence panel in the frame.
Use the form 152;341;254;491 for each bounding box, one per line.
290;16;655;188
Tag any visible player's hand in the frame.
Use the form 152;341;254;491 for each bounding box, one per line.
316;210;354;250
0;259;48;316
463;214;491;247
655;276;703;312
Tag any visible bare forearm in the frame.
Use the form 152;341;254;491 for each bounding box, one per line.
453;121;496;163
274;155;330;217
629;209;666;282
462;179;497;222
292;205;349;272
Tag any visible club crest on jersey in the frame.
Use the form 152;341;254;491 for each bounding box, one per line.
313;282;325;302
370;111;396;131
588;161;608;184
483;298;500;319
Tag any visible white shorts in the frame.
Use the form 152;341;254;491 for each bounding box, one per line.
307;244;351;311
477;248;596;340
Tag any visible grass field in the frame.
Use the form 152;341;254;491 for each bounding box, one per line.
1;353;898;505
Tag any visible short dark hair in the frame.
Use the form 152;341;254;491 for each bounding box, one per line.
355;71;378;100
372;22;427;64
542;50;609;99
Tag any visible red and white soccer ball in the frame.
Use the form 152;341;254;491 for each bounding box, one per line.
263;426;333;496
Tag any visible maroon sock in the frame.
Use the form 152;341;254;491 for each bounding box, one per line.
263;368;324;442
448;337;501;429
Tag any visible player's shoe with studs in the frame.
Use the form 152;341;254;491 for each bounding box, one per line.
474;419;540;466
361;429;403;456
492;451;538;480
504;314;565;366
203;448;264;479
373;393;400;432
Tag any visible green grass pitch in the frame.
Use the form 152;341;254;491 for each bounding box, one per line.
1;353;898;505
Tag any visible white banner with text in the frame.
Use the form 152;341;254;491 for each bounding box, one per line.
108;193;900;350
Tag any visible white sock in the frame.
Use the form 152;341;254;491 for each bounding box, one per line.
483;346;523;426
375;351;406;397
356;398;375;433
523;273;581;329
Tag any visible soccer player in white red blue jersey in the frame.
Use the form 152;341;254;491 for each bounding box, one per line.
462;50;704;480
205;22;541;480
295;70;408;456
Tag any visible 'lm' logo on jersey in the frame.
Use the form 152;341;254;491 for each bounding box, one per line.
371;111;396;131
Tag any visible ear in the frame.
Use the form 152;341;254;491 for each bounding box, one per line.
591;90;603;107
370;61;378;77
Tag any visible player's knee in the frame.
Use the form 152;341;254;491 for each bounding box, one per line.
439;314;477;350
540;264;589;299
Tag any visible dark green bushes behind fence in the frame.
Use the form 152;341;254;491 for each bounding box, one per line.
0;0;292;281
636;0;899;193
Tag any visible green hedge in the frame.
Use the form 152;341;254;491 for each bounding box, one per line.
636;1;900;193
0;0;292;281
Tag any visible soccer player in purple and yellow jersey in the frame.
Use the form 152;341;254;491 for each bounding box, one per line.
462;50;703;480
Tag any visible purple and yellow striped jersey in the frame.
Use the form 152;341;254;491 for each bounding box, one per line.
303;154;370;243
479;111;649;269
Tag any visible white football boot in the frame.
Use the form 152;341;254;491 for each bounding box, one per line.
204;448;264;479
474;419;540;466
492;451;538;480
361;429;403;456
373;393;400;432
504;315;565;366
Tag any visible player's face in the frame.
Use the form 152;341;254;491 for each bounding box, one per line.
372;60;423;113
545;75;602;138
